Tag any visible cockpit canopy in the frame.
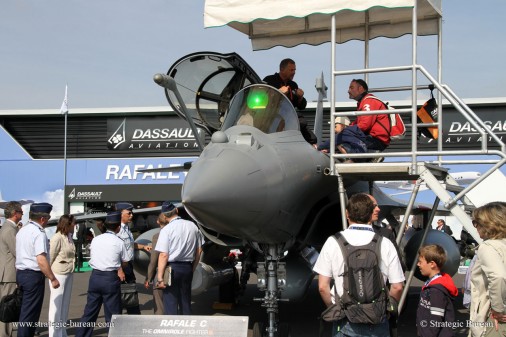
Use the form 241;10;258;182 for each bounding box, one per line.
222;84;299;134
164;52;262;135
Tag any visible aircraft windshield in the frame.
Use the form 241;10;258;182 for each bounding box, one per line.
222;85;299;133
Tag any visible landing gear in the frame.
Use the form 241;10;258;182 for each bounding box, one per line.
252;244;289;337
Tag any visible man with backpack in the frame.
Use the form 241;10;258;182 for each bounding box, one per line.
348;79;391;151
314;193;405;337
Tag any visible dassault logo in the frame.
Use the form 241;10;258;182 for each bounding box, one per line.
68;188;103;200
68;188;76;199
108;118;126;149
107;118;199;151
132;128;195;139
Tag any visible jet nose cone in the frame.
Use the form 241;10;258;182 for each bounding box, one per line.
182;148;269;240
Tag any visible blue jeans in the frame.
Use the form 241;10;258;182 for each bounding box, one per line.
332;318;389;337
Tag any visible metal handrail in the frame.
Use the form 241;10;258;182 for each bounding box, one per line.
330;64;506;168
332;150;506;161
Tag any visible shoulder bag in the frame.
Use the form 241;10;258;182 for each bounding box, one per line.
0;288;22;323
120;282;139;308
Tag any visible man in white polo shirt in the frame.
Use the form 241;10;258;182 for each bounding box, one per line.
314;193;405;337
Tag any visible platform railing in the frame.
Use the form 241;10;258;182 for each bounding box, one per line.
329;65;506;172
328;62;506;213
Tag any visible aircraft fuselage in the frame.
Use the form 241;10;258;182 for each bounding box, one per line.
182;126;337;246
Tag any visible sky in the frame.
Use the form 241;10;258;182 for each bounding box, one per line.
1;0;505;111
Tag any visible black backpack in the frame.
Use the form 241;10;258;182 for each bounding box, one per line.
333;232;388;324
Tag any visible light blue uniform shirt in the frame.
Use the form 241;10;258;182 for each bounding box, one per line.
15;221;49;271
89;231;128;271
155;217;204;262
116;223;134;262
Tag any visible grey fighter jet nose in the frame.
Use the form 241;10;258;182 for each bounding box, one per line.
182;146;272;241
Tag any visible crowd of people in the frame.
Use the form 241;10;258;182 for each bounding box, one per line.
0;200;203;337
314;196;506;337
0;199;505;337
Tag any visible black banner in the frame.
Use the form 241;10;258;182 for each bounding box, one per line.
65;184;182;203
107;117;200;152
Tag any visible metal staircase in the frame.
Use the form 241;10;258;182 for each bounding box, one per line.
322;5;506;245
328;72;506;244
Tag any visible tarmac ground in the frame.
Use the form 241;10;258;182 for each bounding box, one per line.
11;269;471;337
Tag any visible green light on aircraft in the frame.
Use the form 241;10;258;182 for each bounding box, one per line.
247;89;269;109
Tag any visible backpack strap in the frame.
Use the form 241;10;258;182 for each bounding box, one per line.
331;232;383;273
331;233;349;277
363;95;392;136
372;233;383;262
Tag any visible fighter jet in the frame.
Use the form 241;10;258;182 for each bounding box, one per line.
147;52;460;337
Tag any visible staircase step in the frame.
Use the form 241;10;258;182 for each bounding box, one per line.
462;204;476;213
444;184;465;193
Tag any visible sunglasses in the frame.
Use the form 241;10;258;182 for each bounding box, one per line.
472;220;481;228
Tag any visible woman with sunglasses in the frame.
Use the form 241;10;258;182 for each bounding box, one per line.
469;201;506;337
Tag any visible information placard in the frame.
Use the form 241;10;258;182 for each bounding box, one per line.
109;315;249;337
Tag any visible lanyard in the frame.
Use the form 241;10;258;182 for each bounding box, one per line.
424;273;442;287
121;224;134;242
29;221;44;232
348;225;374;232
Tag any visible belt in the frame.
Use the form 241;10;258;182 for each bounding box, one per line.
169;261;193;264
17;269;42;274
92;269;118;274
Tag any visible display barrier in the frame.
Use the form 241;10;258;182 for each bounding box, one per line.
109;315;248;337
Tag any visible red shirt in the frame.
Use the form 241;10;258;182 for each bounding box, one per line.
351;93;391;146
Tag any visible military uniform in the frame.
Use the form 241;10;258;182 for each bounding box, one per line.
15;203;54;337
155;201;204;315
75;211;127;337
115;202;141;315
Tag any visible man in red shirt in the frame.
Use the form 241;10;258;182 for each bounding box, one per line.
348;79;390;151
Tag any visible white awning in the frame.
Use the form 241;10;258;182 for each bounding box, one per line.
204;0;442;50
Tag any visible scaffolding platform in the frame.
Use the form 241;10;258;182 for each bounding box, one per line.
335;162;448;183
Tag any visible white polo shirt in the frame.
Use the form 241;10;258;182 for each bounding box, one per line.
313;224;405;298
